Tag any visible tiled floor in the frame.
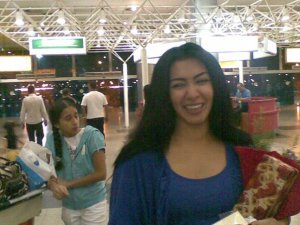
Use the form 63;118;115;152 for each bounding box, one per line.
1;105;300;224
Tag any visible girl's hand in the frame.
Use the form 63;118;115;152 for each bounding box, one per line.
48;177;69;200
251;218;289;225
52;183;69;200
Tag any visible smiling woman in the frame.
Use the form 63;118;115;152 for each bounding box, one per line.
108;42;300;225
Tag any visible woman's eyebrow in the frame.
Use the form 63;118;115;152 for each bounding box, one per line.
170;72;208;82
194;72;209;79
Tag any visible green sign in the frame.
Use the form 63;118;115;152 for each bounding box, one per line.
29;37;86;55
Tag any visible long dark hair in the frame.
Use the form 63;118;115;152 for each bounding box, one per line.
115;42;252;166
48;98;77;170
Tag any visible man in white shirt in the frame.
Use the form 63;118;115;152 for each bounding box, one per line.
20;85;49;145
81;81;108;136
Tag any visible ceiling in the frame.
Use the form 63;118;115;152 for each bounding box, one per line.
0;0;299;53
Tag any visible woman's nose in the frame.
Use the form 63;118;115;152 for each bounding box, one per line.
186;84;200;97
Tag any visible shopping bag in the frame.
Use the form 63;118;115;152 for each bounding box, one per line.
16;141;55;190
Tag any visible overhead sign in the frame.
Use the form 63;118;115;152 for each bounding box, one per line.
29;37;86;55
218;52;250;61
285;48;300;63
201;36;259;53
0;56;32;72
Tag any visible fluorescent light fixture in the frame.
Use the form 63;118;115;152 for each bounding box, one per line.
57;10;65;25
0;56;32;72
246;7;254;22
178;9;185;23
99;9;107;24
218;52;250;61
252;23;258;32
201;36;259;52
131;25;138;35
286;48;300;63
281;6;290;22
281;23;292;32
27;26;35;36
130;5;138;12
63;26;70;35
97;26;105;36
164;25;171;34
15;10;24;26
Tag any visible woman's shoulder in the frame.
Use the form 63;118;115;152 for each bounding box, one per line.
115;150;165;171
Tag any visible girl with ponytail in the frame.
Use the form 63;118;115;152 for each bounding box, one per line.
46;98;107;225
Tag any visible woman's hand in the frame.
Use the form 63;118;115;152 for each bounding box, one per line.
251;217;289;225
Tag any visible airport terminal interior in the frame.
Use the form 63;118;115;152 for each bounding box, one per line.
1;0;300;224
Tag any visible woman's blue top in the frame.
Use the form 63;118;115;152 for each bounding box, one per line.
167;145;243;225
109;144;243;225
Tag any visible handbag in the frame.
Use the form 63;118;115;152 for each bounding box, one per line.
0;157;29;203
234;155;299;220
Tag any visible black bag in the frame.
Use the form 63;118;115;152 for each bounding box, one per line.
0;157;29;203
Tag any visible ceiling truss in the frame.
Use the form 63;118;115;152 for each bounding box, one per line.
0;0;299;53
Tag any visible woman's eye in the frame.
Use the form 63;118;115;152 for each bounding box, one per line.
171;83;185;89
196;79;210;85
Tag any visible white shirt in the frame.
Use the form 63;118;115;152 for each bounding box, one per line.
20;93;49;124
64;128;85;160
81;91;108;119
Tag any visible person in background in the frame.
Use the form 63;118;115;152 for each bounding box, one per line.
108;43;299;225
3;121;24;149
81;81;108;136
235;82;251;112
62;88;77;104
20;85;48;145
46;98;107;225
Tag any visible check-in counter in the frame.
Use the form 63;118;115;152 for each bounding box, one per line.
241;97;279;134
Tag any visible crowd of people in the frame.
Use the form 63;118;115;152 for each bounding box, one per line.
3;42;300;225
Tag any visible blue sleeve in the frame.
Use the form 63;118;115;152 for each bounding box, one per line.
108;160;143;225
87;129;105;155
245;89;251;98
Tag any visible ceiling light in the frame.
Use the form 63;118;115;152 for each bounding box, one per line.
252;22;258;32
96;41;100;47
15;10;24;26
97;26;105;36
178;9;185;23
281;6;290;22
131;25;138;35
63;26;70;35
99;9;106;24
57;10;65;25
246;7;254;22
27;26;35;36
281;23;292;32
164;24;171;34
130;5;138;12
215;7;223;22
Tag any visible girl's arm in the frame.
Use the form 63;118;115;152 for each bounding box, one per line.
59;150;106;189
